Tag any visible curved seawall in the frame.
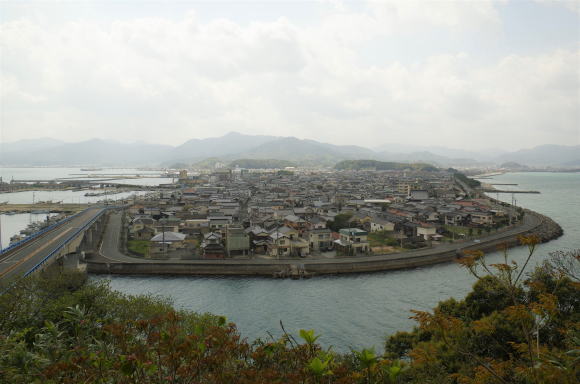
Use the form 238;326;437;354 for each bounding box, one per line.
87;208;563;277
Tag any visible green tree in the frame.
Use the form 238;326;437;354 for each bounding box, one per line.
327;213;353;232
385;237;580;384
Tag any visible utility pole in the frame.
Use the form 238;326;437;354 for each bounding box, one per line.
510;192;514;225
350;230;353;256
30;191;35;224
225;223;230;258
0;215;3;253
162;222;166;257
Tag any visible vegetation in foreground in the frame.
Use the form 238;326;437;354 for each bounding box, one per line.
0;237;578;383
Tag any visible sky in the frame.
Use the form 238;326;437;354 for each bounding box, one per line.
0;0;579;151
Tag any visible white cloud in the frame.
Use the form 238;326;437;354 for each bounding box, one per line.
368;0;503;30
533;0;580;15
0;1;578;150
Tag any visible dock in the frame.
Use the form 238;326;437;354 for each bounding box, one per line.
481;182;539;194
473;172;505;178
0;203;89;214
483;189;540;194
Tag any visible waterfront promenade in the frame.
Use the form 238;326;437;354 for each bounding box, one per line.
88;209;561;276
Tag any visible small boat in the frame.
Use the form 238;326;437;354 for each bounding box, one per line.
10;234;25;244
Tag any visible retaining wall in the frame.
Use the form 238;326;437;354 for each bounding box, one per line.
87;209;563;277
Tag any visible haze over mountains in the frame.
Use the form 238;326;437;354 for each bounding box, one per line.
1;132;578;168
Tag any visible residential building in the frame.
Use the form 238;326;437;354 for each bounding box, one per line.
150;231;186;254
225;226;250;256
370;218;395;232
307;228;332;252
201;232;225;259
335;228;369;255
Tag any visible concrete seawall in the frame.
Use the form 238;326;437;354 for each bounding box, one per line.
87;209;563;277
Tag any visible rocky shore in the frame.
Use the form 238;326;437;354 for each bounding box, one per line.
523;208;564;243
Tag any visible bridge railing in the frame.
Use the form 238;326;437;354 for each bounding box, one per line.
0;209;88;256
24;207;112;277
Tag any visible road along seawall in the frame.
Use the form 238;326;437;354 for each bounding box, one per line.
87;209;563;277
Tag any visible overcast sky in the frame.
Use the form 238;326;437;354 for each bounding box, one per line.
1;0;579;151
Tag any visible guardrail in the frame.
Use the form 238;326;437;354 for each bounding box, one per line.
0;209;88;256
23;208;111;277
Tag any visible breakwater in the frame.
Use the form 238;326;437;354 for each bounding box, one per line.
0;203;88;213
483;189;540;194
522;209;563;243
87;208;563;278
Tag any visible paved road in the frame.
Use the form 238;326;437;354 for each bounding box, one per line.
99;212;148;263
97;211;541;266
0;207;106;282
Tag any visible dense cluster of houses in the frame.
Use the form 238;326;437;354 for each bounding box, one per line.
125;169;510;259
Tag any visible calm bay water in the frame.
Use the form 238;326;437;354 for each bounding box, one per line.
0;189;148;205
0;167;162;181
0;167;172;187
57;172;580;351
0;213;56;250
0;167;165;250
0;188;147;251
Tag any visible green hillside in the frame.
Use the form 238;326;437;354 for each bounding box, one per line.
335;159;438;171
229;158;297;169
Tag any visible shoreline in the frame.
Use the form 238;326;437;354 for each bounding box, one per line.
86;208;563;278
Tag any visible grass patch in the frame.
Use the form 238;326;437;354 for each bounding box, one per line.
444;225;470;236
127;239;149;256
368;231;399;247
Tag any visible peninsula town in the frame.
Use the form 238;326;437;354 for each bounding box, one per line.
123;167;507;259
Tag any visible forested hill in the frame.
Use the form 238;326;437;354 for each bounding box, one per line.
334;160;438;171
229;159;297;169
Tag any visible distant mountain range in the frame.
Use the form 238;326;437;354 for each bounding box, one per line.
1;133;578;168
495;145;580;167
1;138;174;167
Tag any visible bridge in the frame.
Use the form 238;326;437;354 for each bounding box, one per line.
0;207;109;282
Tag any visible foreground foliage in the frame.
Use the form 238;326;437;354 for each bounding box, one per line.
386;239;579;383
0;271;407;383
0;238;578;383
